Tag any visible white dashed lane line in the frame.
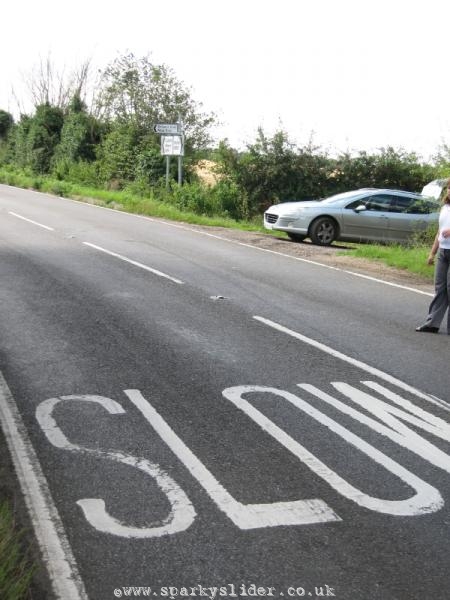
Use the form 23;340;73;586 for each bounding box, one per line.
83;242;185;285
9;211;55;231
253;315;450;411
6;211;185;284
6;201;432;296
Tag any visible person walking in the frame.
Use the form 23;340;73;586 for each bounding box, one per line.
416;180;450;334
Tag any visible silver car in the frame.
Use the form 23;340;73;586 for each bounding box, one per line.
264;189;440;246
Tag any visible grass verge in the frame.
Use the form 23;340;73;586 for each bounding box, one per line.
0;166;435;280
339;243;435;280
0;501;35;600
0;167;271;234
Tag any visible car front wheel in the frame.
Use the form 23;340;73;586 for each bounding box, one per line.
309;217;338;245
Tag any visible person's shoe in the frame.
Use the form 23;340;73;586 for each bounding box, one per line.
415;324;439;333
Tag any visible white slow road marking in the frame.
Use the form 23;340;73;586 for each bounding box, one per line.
0;373;88;600
223;385;442;516
36;395;196;539
125;389;340;528
9;211;55;231
83;242;184;285
254;316;450;412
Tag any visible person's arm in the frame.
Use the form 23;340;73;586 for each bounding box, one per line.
427;232;440;265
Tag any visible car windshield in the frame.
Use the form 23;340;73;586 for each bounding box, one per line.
320;191;366;205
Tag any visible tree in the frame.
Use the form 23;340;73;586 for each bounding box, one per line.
52;94;103;168
0;110;13;139
433;143;450;178
333;147;436;192
94;53;216;150
11;103;64;173
22;55;93;111
216;129;332;214
95;123;141;185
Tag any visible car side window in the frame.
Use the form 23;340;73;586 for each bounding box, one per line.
395;198;437;215
389;196;415;213
345;198;367;210
364;194;392;211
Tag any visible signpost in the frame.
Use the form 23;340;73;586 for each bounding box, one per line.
153;123;181;135
161;135;184;156
154;117;184;187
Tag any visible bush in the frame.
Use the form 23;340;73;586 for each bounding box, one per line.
95;124;140;187
12;104;64;174
31;177;43;190
211;179;249;220
58;159;100;187
0;110;14;139
409;222;438;247
161;182;219;216
123;178;154;198
51;96;102;167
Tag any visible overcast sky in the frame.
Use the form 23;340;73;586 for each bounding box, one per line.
1;0;449;158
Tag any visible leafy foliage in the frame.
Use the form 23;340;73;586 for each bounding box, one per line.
332;147;436;193
10;103;64;173
95;53;216;150
214;129;324;216
432;143;450;179
95;123;141;187
215;131;440;217
0;52;448;221
52;95;103;166
0;111;13;139
0;501;35;600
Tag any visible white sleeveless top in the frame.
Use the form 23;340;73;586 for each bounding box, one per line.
438;204;450;249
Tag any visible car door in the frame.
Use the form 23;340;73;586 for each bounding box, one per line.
388;195;438;241
342;194;392;242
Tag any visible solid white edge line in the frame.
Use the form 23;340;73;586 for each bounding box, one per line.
83;242;184;285
253;316;450;412
9;211;54;231
76;199;434;297
3;185;433;297
227;239;434;297
0;372;88;600
338;269;434;296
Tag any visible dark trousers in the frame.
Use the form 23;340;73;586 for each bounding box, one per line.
425;249;450;333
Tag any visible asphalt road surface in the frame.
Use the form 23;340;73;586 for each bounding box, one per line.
1;184;449;600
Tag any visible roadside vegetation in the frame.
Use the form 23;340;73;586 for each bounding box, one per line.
1;51;450;593
0;501;35;599
340;218;442;279
0;163;439;281
0;52;450;268
339;241;435;280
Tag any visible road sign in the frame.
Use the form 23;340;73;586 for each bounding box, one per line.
154;123;180;134
161;135;184;156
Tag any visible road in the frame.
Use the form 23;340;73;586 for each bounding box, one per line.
0;184;449;600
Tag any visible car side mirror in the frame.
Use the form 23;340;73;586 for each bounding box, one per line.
354;204;367;213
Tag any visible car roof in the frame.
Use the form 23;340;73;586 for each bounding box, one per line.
323;188;426;202
354;188;423;196
280;188;435;206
